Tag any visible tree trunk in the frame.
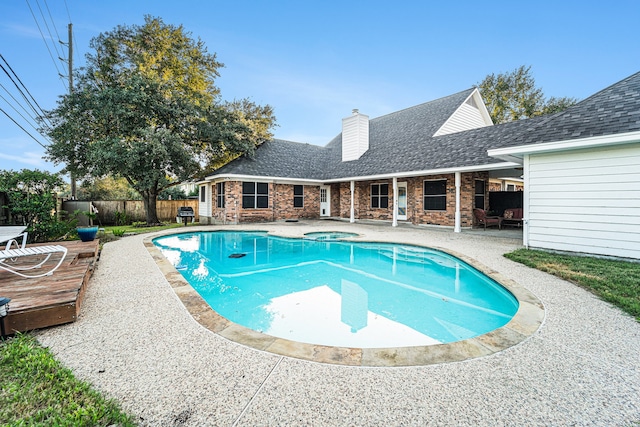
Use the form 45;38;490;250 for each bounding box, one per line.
142;190;161;225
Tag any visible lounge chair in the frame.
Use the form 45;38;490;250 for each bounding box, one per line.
0;226;28;250
473;208;502;230
0;245;68;278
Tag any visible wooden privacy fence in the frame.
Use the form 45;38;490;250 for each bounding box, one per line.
61;199;199;225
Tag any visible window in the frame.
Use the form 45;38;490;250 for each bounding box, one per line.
199;186;206;203
216;182;225;208
506;184;515;191
242;182;269;209
293;185;304;208
423;180;447;210
370;183;389;209
474;180;485;209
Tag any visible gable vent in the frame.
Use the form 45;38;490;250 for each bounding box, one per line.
342;109;369;162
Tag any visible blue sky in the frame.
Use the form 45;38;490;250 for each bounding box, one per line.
1;1;638;175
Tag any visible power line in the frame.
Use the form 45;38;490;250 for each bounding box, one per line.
43;0;63;53
0;107;48;149
0;91;47;136
0;82;41;126
0;55;50;120
36;0;64;62
25;0;67;92
62;0;81;73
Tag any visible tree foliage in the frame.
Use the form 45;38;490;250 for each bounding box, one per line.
43;16;276;224
78;175;141;200
0;169;71;242
477;65;578;124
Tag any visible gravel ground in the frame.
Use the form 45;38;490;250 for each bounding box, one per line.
36;221;640;426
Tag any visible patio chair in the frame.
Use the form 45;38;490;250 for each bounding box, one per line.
473;208;502;230
0;226;28;250
0;245;68;278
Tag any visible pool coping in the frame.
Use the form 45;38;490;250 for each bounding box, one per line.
143;228;545;367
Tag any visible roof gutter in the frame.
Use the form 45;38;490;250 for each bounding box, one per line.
488;130;640;162
203;173;325;185
204;162;520;185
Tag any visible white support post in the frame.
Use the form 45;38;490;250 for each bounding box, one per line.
454;172;461;233
523;155;530;248
350;181;355;223
392;177;398;227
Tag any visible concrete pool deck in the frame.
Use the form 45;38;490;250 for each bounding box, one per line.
36;221;640;426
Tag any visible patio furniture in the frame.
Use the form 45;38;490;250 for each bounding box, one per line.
502;208;523;228
0;245;67;278
0;226;28;250
473;208;502;230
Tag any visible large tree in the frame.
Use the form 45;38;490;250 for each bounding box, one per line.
477;65;577;124
44;16;276;224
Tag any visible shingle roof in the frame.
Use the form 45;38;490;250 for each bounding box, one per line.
214;139;327;179
208;71;640;182
499;71;640;147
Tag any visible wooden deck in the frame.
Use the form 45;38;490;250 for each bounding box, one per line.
0;240;99;334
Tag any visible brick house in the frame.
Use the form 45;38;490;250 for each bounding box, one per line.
198;72;640;259
198;87;522;230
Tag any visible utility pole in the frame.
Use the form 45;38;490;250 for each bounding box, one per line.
67;23;76;200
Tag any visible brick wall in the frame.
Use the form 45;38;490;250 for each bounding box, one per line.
208;173;489;226
330;184;341;217
211;181;323;223
272;183;320;219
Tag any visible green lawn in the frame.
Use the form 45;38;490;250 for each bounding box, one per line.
0;334;135;426
505;249;640;321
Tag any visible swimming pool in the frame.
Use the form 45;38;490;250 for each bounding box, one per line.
153;231;519;349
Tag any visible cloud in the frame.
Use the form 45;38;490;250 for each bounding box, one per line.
2;23;51;40
0;149;49;169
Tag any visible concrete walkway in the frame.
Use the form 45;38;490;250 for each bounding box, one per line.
36;221;640;426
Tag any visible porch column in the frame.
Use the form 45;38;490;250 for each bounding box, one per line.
454;172;461;233
350;180;355;223
392;177;398;227
523;155;530;248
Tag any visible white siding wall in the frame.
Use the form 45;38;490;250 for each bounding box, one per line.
527;143;640;259
198;183;212;219
434;103;489;136
342;112;369;161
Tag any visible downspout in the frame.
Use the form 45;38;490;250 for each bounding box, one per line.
350;181;355;223
454;172;461;233
392;177;398;227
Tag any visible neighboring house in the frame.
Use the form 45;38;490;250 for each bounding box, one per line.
199;71;640;259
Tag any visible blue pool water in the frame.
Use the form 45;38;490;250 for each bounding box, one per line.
153;231;518;348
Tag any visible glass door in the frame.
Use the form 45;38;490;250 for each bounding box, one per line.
398;183;407;221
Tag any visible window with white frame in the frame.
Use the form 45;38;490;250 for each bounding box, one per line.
242;182;269;209
423;179;447;211
370;183;389;209
293;185;304;208
216;182;225;208
199;186;206;203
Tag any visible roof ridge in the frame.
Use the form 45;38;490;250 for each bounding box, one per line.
565;71;640;108
370;88;475;122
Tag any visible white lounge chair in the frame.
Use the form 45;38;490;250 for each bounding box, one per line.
0;226;28;250
0;245;68;278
